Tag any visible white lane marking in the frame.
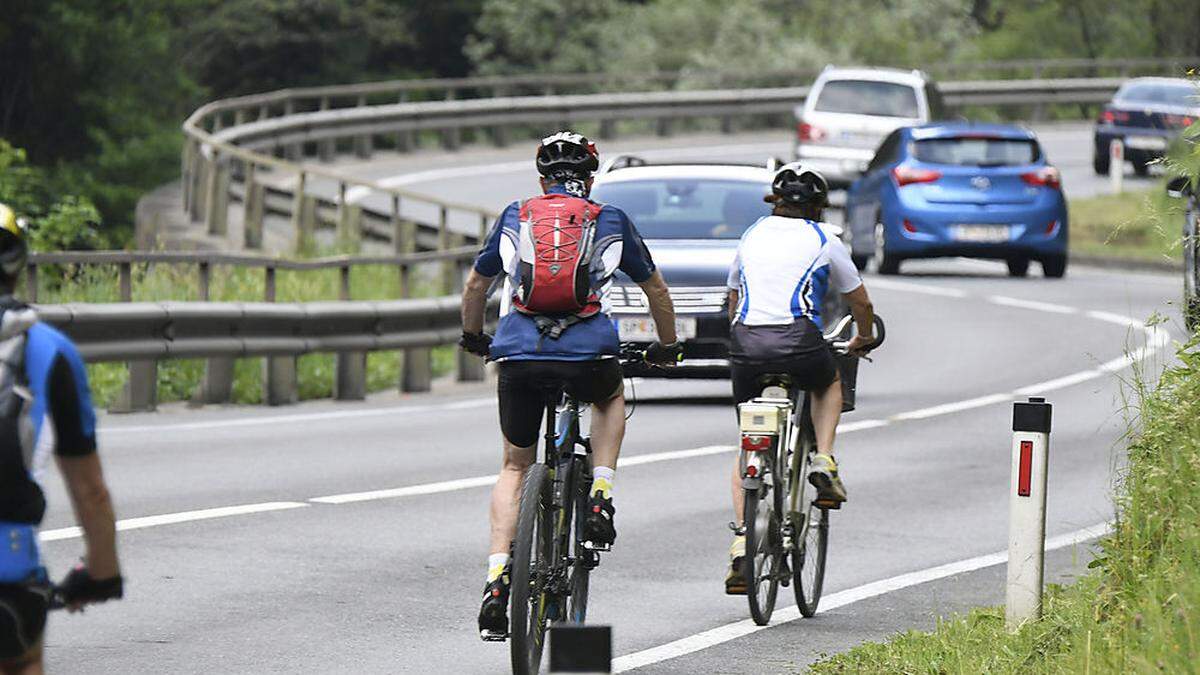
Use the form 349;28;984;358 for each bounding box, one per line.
343;141;790;203
611;521;1110;672
618;445;731;467
889;393;1012;422
1013;370;1102;395
866;278;969;298
40;502;309;542
837;419;889;433
310;475;498;504
988;295;1078;315
100;397;493;435
1086;310;1146;329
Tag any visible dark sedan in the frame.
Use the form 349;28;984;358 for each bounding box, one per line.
1094;78;1198;176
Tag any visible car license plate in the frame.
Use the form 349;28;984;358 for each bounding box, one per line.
1124;135;1167;151
951;224;1010;243
617;317;696;342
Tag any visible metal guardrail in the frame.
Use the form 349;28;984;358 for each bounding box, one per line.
178;57;1196;258
29;247;486;412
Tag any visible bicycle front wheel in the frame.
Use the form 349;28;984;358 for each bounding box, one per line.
792;504;828;617
510;464;552;675
743;486;781;625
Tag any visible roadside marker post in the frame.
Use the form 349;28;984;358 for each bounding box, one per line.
550;625;612;673
1006;396;1052;629
1110;139;1124;193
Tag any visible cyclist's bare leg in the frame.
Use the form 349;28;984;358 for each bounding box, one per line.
586;389;625;471
810;372;843;456
1;642;45;675
488;440;536;555
730;459;744;525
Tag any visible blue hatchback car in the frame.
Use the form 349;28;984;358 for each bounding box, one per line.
845;123;1068;277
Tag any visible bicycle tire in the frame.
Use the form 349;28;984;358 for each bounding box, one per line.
792;503;828;617
510;463;552;675
743;485;781;626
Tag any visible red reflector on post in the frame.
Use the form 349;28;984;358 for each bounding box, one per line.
1017;440;1033;497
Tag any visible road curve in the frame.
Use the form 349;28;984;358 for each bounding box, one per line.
40;133;1188;673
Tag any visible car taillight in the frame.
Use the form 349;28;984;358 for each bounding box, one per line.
1166;114;1195;128
1044;220;1059;236
1099;109;1130;124
797;121;826;142
903;219;918;234
741;434;773;452
1021;167;1061;190
892;166;941;186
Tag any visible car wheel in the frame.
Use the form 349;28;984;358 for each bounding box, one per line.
1093;152;1110;176
1042;255;1067;279
1007;258;1030;278
873;220;901;276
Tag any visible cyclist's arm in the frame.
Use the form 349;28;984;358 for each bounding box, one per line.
726;247;741;324
637;270;678;344
46;351;120;580
844;285;875;345
728;289;739;323
462;204;514;335
462;269;494;335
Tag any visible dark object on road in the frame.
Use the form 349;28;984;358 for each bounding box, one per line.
549;625;612;673
845;122;1068;278
1093;78;1198;177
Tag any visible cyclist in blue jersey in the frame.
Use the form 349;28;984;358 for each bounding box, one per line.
460;132;681;640
0;204;122;674
722;166;877;594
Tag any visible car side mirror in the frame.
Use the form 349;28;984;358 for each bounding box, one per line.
1166;175;1191;199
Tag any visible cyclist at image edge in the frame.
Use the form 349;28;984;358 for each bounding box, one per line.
723;166;877;594
0;204;123;675
459;132;681;639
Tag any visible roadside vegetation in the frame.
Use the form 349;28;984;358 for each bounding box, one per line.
1067;184;1181;262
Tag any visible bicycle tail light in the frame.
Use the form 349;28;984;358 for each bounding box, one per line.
741;434;773;452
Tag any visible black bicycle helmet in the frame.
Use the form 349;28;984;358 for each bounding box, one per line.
0;204;27;280
770;163;829;206
535;131;600;180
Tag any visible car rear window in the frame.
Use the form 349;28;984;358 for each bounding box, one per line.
913;137;1040;166
1116;82;1196;107
813;80;920;118
590;179;771;239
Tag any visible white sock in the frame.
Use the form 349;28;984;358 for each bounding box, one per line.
591;466;616;498
487;553;510;582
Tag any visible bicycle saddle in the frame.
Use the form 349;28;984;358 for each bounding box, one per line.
755;374;794;389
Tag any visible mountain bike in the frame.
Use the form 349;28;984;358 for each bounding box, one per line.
506;346;649;675
737;314;885;625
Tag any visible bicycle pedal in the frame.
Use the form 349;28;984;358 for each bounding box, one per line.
814;499;842;510
582;541;612;552
479;630;509;642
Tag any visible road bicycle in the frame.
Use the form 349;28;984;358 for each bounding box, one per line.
737;314;885;625
504;346;650;675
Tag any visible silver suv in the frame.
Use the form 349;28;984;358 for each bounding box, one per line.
794;66;945;188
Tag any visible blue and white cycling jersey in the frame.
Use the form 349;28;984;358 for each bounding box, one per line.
473;186;657;361
727;216;862;330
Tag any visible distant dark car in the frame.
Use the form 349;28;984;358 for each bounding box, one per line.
1094;78;1198;176
845;122;1068;278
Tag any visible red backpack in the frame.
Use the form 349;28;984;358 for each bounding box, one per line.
513;193;603;335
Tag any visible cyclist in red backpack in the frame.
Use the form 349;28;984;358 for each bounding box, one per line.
461;131;680;640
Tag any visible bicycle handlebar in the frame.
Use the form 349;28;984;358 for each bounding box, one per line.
824;314;886;356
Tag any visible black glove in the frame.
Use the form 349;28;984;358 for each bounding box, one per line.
58;565;123;607
645;341;683;366
459;331;493;357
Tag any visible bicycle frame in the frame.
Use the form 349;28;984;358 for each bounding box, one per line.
740;389;817;555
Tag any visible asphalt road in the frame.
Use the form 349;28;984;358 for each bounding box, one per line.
38;130;1190;673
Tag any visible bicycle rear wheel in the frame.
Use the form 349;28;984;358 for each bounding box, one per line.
792;504;828;617
743;484;782;625
510;464;552;675
568;458;592;623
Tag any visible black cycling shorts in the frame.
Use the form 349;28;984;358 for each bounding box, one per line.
498;359;624;448
0;583;49;661
730;318;838;404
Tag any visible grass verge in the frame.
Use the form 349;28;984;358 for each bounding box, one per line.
1068;184;1184;263
811;331;1200;673
30;260;457;407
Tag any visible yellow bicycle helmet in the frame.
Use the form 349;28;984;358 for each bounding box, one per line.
0;203;28;278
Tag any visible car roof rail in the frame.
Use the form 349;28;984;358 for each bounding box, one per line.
597;154;648;174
